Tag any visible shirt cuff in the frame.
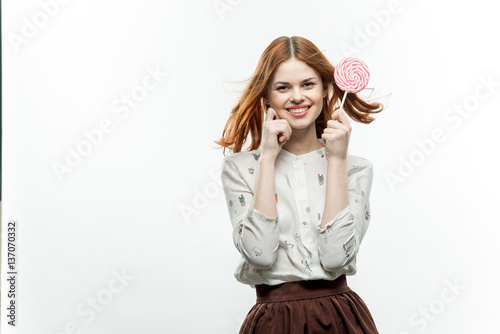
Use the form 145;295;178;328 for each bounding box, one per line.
317;206;351;233
249;204;278;223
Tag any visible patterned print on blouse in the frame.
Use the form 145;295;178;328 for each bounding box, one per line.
275;193;278;203
301;259;312;271
252;152;260;161
316;149;325;158
248;167;254;174
239;194;246;206
318;174;324;185
252;246;263;256
344;240;354;258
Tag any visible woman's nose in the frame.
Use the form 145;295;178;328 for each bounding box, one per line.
290;87;304;102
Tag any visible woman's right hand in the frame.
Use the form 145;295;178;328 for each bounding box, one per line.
260;107;292;160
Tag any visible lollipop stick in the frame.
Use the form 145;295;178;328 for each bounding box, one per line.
339;91;348;112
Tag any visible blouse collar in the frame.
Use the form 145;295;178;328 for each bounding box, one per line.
277;138;326;163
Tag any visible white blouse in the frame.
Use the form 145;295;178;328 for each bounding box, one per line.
220;138;373;288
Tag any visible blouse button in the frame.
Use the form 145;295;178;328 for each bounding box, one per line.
305;206;310;213
302;221;307;225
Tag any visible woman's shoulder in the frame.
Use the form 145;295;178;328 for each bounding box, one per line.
221;148;262;169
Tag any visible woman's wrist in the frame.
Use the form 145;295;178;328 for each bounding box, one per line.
259;153;277;165
326;155;347;164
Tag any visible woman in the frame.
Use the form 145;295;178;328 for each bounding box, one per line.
215;36;384;333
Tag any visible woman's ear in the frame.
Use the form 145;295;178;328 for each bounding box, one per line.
262;96;270;107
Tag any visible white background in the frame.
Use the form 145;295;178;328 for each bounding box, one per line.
2;0;500;333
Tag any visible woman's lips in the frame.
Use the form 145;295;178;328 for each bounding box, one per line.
286;106;310;117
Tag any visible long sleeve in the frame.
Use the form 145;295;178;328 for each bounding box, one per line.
316;160;373;272
221;157;280;269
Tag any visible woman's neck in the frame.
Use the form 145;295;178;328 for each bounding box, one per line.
282;133;324;156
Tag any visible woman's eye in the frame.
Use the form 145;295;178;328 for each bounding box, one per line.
277;82;314;91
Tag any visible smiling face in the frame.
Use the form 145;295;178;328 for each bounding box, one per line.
264;57;328;130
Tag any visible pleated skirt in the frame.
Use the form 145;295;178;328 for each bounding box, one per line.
239;275;378;334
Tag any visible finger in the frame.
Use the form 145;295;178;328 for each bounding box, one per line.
322;127;339;134
331;110;352;131
321;133;334;143
284;120;292;140
278;125;288;143
331;108;340;120
270;107;281;120
339;109;352;125
326;119;345;130
336;108;350;125
277;130;285;143
278;123;292;144
322;133;338;144
265;107;279;121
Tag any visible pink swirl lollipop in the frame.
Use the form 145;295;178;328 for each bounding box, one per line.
334;57;370;116
334;57;370;93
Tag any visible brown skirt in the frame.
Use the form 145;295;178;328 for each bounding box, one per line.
239;275;379;333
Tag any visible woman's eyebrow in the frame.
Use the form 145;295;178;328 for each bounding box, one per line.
273;77;317;86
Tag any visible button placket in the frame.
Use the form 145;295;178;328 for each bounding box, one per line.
293;158;315;256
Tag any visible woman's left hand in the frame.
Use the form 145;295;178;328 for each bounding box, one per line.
321;109;351;160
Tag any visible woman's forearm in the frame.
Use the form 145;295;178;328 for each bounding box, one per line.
320;157;349;229
252;155;277;219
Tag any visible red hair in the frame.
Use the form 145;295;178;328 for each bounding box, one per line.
214;36;384;156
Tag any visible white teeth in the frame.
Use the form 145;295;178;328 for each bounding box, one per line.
287;106;309;113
